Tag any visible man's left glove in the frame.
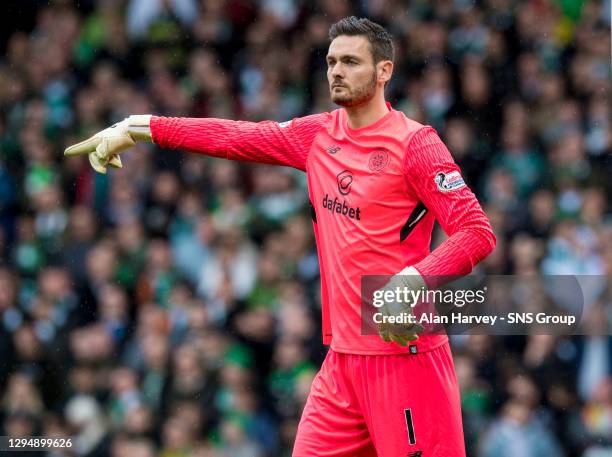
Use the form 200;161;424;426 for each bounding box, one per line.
64;114;152;174
376;266;426;346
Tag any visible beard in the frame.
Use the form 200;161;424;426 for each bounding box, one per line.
330;70;377;107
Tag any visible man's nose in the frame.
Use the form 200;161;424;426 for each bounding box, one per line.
330;62;344;78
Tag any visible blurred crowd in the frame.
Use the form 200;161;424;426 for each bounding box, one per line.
0;0;610;456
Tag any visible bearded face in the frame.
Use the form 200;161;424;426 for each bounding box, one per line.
327;35;382;108
330;69;378;107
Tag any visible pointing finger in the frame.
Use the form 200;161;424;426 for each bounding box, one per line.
64;135;101;157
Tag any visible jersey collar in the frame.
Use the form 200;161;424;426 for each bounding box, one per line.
343;102;394;135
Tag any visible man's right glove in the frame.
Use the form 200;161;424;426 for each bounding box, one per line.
376;266;426;346
64;114;152;174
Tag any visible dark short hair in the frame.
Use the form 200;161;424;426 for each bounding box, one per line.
328;16;394;63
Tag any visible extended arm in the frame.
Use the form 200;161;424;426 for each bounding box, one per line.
151;115;328;170
64;114;328;173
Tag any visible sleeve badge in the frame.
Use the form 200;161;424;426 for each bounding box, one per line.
434;171;466;192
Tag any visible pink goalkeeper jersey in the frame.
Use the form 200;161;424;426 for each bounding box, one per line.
151;103;496;355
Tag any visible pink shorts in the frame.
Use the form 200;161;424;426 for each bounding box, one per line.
293;342;465;457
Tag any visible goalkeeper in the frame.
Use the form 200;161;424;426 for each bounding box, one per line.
65;16;495;457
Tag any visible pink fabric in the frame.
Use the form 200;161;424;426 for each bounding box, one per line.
293;343;466;457
151;114;329;169
150;105;495;355
405;126;497;286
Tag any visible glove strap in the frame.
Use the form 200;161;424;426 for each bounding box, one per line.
127;114;153;142
397;266;427;291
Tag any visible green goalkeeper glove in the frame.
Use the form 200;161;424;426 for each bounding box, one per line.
376;266;426;346
64;115;152;174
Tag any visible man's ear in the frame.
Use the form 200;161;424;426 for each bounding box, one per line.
377;60;393;84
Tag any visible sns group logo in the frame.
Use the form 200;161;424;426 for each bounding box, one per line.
337;170;354;195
